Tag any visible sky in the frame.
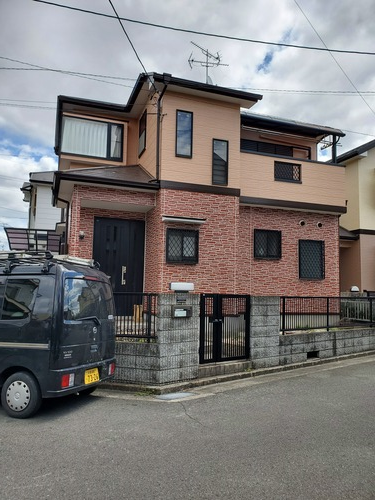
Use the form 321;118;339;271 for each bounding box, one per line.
0;0;375;250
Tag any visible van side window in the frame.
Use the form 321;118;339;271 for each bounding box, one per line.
1;279;40;320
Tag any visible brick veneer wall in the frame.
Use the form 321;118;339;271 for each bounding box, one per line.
145;189;340;295
238;207;340;296
67;185;340;296
145;189;239;293
68;185;155;258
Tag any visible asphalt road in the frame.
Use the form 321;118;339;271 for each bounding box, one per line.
1;355;375;500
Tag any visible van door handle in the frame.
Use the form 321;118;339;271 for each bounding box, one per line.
121;266;127;285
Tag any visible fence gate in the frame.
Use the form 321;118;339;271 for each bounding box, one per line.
199;294;250;364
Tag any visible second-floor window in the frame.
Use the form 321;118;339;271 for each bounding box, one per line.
274;161;301;182
61;116;123;161
176;110;193;157
138;110;147;157
254;230;282;259
212;139;228;186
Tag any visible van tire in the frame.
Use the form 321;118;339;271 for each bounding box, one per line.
1;372;42;419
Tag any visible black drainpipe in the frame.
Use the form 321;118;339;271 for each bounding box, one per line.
156;84;168;180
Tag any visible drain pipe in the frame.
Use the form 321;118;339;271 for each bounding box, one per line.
156;83;168;181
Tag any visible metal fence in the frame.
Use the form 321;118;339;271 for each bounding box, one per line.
113;292;158;341
280;296;375;334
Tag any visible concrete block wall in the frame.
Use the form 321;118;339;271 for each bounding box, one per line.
113;293;375;386
114;293;200;385
279;328;375;365
250;296;280;369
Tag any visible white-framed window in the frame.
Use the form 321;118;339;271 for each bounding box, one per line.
61;116;123;160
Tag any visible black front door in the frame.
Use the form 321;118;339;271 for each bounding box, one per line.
93;218;145;314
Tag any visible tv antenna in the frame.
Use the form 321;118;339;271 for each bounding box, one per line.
188;41;228;84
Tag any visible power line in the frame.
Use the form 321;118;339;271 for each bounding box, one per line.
0;206;27;214
32;0;375;57
0;56;134;88
294;0;375;118
107;0;157;93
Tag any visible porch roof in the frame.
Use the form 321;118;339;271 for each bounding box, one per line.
53;165;159;206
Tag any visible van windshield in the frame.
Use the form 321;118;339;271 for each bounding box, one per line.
63;278;114;321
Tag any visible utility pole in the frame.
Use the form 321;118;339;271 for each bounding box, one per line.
188;41;228;84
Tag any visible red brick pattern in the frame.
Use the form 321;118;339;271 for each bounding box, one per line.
68;186;154;258
238;207;340;296
68;185;340;296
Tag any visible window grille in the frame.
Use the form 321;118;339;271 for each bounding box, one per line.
274;161;301;182
299;240;325;279
166;229;199;264
254;230;282;259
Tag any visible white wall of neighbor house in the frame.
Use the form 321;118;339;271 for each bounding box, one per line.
30;185;61;230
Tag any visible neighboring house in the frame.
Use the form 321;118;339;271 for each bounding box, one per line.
338;140;375;292
52;72;346;297
5;171;62;253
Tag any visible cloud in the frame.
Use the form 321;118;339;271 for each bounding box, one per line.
0;0;375;241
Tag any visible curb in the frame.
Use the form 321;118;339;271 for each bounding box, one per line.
100;350;375;396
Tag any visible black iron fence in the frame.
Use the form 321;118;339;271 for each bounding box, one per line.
113;292;158;341
280;296;375;334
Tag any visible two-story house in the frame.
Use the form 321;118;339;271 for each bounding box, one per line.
338;139;375;292
53;72;346;297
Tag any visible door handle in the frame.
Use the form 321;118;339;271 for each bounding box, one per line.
121;266;127;285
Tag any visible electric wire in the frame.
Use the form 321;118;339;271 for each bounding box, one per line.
294;0;375;117
31;0;375;57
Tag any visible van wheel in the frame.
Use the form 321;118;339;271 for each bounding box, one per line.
1;372;42;419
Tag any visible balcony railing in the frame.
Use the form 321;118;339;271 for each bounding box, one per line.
5;228;61;253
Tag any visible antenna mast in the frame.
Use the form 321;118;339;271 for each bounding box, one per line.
188;41;228;84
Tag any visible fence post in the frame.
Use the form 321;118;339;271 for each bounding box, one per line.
281;296;286;334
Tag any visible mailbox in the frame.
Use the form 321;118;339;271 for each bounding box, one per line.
171;305;192;318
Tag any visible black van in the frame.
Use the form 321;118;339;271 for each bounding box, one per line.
0;252;116;418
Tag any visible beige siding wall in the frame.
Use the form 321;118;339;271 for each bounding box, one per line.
358;151;375;230
159;92;241;186
359;234;375;291
339;241;361;291
340;158;360;230
240;152;346;207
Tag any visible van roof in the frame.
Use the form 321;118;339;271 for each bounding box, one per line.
0;252;100;275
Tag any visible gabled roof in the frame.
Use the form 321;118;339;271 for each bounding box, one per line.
337;139;375;163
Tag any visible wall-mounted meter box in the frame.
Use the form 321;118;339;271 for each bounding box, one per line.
171;305;192;318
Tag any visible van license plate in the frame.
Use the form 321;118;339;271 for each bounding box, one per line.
84;368;99;384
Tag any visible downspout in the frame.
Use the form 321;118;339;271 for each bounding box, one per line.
156;83;168;180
